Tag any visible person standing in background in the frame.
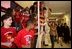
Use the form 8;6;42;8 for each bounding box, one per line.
57;23;63;46
49;22;58;48
63;23;70;44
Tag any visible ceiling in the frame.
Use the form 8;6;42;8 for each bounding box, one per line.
15;1;71;14
15;1;36;8
44;1;71;14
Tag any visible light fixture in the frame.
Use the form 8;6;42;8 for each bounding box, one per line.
51;13;63;15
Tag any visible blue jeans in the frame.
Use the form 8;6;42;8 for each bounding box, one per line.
50;35;56;44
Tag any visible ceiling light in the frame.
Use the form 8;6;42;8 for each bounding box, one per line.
51;13;63;15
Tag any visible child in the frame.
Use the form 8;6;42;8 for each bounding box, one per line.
21;10;30;28
14;20;35;48
1;14;17;48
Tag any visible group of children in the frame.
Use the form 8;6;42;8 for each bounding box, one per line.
1;13;36;48
1;2;38;48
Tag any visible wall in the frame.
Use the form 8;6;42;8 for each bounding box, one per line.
63;12;71;28
1;1;11;8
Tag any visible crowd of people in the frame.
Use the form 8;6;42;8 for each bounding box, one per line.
1;2;38;48
48;21;71;48
57;23;71;44
1;1;71;48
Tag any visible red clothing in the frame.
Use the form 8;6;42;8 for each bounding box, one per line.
1;27;17;48
14;28;35;48
15;12;22;23
1;27;17;42
22;15;30;28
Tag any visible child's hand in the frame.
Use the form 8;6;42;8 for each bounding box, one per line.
1;42;12;48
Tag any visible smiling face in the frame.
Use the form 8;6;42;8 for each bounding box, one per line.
4;17;12;27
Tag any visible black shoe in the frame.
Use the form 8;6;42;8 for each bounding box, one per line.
43;41;48;46
44;44;48;46
61;44;63;46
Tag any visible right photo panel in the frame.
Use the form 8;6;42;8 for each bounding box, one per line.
37;1;71;48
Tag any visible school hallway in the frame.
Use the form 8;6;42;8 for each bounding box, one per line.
41;23;71;48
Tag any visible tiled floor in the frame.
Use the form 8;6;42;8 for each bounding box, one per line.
43;41;71;48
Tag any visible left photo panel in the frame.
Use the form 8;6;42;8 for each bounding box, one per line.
1;1;38;48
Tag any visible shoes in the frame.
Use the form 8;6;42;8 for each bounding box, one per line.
43;42;48;46
44;44;48;46
60;44;63;46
